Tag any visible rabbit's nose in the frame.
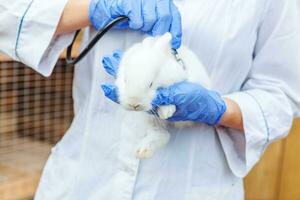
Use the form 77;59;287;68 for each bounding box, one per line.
129;104;142;110
134;105;140;110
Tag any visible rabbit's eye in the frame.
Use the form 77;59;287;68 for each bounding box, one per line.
149;82;153;88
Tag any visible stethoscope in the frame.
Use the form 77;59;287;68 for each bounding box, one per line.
66;16;129;65
66;16;184;69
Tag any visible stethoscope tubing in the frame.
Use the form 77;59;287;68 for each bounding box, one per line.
66;16;129;65
66;16;183;68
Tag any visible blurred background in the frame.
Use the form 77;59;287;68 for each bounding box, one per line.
0;45;299;199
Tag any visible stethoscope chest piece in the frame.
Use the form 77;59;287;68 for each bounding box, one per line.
171;49;186;70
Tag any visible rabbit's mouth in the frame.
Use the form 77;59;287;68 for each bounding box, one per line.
119;94;152;111
124;103;146;111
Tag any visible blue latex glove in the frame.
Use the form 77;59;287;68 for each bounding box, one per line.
101;51;227;125
101;50;122;102
102;50;123;78
152;82;227;125
89;0;182;48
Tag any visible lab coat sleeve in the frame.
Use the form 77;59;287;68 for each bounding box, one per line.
217;0;300;177
0;0;74;76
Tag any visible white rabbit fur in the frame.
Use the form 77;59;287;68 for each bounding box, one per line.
115;33;211;159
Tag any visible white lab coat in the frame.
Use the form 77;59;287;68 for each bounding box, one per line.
1;0;300;199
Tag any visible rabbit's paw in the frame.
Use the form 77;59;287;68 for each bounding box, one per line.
136;143;154;159
157;105;176;120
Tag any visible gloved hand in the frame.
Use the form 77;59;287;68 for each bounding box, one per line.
152;82;227;125
101;51;227;126
89;0;182;48
101;50;122;103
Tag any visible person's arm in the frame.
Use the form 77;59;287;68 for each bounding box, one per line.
0;0;71;76
55;0;91;36
217;0;300;178
219;98;244;131
56;2;243;132
56;0;182;48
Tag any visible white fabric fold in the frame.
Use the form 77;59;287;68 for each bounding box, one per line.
0;0;73;76
16;0;74;76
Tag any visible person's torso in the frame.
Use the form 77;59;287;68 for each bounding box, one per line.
35;0;268;199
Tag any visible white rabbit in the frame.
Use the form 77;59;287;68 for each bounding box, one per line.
115;33;211;159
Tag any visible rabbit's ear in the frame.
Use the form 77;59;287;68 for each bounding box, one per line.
154;33;172;53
